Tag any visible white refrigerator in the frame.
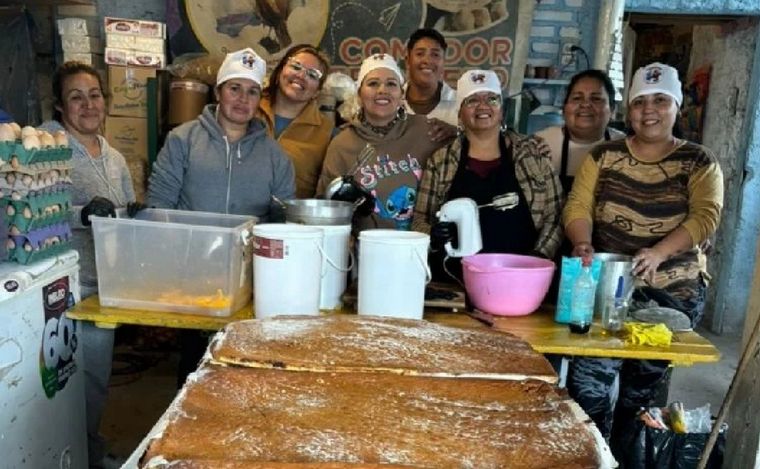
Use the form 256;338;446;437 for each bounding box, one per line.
0;250;87;468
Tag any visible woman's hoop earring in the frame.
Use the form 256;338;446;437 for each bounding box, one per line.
397;106;407;121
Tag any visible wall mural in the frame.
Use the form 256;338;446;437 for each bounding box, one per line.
168;0;520;87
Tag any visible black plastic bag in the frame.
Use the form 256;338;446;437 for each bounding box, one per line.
622;420;725;469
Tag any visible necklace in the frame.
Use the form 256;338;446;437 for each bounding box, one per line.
360;109;401;136
87;149;124;206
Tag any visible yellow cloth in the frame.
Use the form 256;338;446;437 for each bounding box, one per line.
624;322;673;347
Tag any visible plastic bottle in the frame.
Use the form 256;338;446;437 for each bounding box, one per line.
602;276;627;332
570;265;595;334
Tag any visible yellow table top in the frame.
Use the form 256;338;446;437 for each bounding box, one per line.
67;297;720;366
476;307;720;366
66;295;483;331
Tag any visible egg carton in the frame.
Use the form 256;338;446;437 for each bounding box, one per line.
5;222;72;264
0;141;72;166
2;192;72;232
0;182;73;201
0;167;72;198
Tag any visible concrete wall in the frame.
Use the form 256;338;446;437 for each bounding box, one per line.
626;0;760;15
696;21;760;332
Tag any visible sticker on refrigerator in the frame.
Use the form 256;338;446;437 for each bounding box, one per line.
38;276;79;399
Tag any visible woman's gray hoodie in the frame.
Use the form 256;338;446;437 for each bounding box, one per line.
148;104;295;218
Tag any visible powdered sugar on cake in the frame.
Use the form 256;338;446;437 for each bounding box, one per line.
210;316;555;381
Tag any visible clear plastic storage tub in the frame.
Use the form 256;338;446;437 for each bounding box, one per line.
91;208;256;316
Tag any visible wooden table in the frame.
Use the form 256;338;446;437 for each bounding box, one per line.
66;295;483;330
473;306;721;366
68;297;720;369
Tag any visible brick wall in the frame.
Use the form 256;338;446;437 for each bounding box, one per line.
527;0;601;78
524;0;602;108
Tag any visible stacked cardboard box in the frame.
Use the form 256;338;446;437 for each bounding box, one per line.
102;18;166;201
56;5;104;69
104;17;166;68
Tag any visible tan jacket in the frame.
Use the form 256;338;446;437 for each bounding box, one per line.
259;97;334;198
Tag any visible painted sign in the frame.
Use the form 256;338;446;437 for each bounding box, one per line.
169;0;520;87
39;276;78;399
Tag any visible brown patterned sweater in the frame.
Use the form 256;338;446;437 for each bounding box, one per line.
563;138;723;299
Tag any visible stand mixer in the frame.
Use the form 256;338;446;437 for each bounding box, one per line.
436;198;483;257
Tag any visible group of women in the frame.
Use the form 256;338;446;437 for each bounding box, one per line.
47;27;723;467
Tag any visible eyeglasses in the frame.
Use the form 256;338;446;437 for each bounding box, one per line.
462;93;501;108
287;58;323;82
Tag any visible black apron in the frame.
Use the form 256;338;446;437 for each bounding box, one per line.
431;136;537;283
560;127;611;194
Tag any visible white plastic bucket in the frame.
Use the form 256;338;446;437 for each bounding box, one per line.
317;224;352;310
358;229;431;320
253;224;324;318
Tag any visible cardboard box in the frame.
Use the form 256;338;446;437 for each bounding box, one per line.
105;116;147;163
105;33;165;54
61;35;103;53
57;5;97;17
107;65;156;117
57;17;99;36
104;17;165;38
105;47;164;68
62;52;104;68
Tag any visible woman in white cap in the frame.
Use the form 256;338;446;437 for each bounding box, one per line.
259;44;333;198
148;47;295;219
413;69;563;281
563;62;723;456
147;48;295;386
316;53;446;231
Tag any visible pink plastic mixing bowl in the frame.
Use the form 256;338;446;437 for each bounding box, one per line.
462;253;555;316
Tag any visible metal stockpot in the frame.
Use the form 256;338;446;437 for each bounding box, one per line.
593;253;634;317
282;199;354;226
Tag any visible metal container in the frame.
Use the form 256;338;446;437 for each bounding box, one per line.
283;199;354;226
593;253;634;318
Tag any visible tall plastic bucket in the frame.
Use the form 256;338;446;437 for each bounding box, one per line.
358;230;431;320
593;252;634;317
253;224;324;318
317;224;352;310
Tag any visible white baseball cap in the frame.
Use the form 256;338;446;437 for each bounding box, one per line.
357;53;404;86
216;48;266;87
628;62;682;107
456;70;502;111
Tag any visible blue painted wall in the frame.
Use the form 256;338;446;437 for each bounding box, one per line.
97;0;165;26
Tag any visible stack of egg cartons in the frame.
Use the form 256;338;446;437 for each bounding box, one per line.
0;122;73;264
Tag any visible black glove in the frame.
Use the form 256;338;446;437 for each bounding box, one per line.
81;196;116;226
353;191;376;218
430;221;457;252
330;176;376;218
126;201;148;218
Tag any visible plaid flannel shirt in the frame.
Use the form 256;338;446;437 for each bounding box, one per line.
412;129;564;258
